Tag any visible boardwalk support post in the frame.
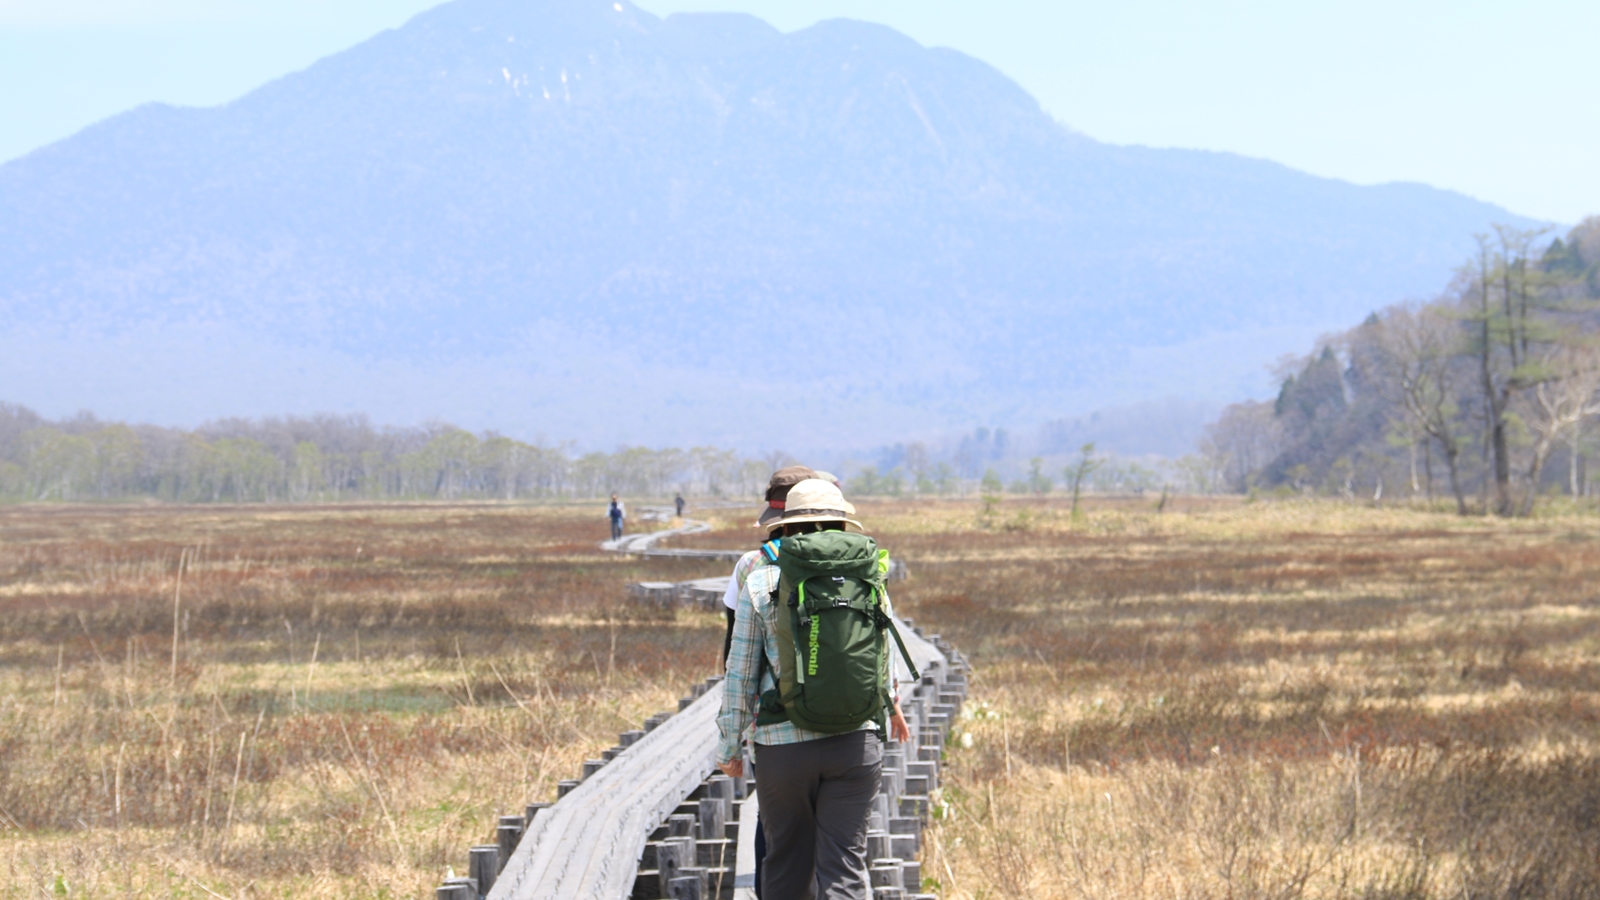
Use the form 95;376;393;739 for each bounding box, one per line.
468;846;498;897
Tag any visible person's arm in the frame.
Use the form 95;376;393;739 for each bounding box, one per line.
716;572;766;776
722;551;756;611
880;587;912;744
720;553;754;667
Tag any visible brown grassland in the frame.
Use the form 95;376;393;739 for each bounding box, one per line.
2;497;1598;898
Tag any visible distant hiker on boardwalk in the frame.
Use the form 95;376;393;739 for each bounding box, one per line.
607;493;625;541
675;493;686;518
718;479;916;900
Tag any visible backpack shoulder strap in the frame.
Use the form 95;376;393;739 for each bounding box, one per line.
868;579;920;684
883;610;920;683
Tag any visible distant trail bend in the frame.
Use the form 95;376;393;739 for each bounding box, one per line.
602;516;744;562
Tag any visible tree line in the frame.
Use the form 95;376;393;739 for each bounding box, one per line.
1201;218;1600;514
849;442;1194;499
0;406;773;503
0;399;1208;505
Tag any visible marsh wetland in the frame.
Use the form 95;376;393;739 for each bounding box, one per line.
1;498;1597;898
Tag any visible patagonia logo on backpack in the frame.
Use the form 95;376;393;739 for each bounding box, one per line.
807;618;821;676
756;531;919;735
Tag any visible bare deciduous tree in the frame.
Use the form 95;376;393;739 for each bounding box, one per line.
1467;225;1556;515
1515;343;1600;515
1356;302;1473;514
1200;402;1282;493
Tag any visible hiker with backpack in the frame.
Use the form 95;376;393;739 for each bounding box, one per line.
716;479;917;900
716;465;821;896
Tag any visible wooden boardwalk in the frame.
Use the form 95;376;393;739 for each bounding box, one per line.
603;518;745;562
487;685;722;900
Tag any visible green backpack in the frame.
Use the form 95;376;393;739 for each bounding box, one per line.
755;531;920;734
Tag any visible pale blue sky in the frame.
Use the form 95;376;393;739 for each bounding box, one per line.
2;0;1594;223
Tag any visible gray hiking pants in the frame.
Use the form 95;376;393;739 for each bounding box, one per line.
754;731;883;900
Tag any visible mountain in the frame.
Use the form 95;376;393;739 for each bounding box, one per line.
0;0;1540;452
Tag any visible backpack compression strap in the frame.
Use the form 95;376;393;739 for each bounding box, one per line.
792;576;808;685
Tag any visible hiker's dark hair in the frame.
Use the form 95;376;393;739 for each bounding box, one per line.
781;521;845;536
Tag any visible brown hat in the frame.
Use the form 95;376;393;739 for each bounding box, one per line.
755;465;820;532
763;479;865;534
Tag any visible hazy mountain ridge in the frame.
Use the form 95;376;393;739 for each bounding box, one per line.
0;0;1539;451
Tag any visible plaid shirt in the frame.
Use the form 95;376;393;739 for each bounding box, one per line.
716;559;896;764
721;549;764;610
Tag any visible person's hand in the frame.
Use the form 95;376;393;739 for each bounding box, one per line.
719;757;744;779
889;707;911;744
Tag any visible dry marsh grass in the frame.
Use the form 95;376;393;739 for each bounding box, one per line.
855;497;1600;900
3;497;1598;898
0;503;730;897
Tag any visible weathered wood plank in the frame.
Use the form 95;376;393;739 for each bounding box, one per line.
487;688;720;900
